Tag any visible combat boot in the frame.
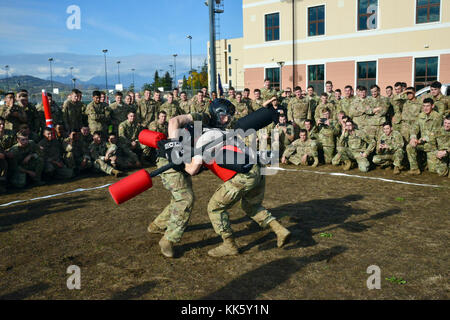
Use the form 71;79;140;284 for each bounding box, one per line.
408;169;421;175
208;237;239;257
147;222;165;234
111;169;124;178
159;236;174;258
269;220;291;248
343;160;352;171
311;157;319;168
393;166;401;175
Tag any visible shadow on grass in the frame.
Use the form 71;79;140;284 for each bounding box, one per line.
0;195;104;232
202;246;347;300
110;281;157;300
0;282;50;300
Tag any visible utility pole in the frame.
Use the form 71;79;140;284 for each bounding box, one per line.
131;68;135;89
208;0;217;94
48;58;54;92
102;49;108;92
4;65;9;91
116;60;121;84
173;54;178;89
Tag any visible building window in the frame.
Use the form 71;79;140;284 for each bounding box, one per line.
265;13;280;41
416;0;440;24
358;0;378;31
414;57;438;91
357;61;377;93
229;68;232;77
265;67;280;90
308;65;325;94
228;56;232;65
228;44;231;53
308;5;325;37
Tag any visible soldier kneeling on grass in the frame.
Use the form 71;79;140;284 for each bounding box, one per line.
281;129;319;167
89;131;124;178
372;122;405;175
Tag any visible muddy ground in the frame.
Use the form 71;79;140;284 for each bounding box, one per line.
0;164;449;300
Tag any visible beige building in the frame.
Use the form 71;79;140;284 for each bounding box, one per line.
210;0;450;96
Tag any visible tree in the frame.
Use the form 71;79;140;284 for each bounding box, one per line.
182;75;188;91
141;83;152;92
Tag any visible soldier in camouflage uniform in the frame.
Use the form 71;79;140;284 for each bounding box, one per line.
365;85;390;140
136;89;158;128
0;117;15;151
62;89;84;133
178;91;191;114
0;92;27;134
271;114;295;158
89;131;123;177
242;88;252;107
227;87;237;105
63;130;92;174
35;93;63;134
234;92;253;120
124;94;136;114
332;119;375;172
260;79;277;102
118;112;143;158
251;89;264;111
336;85;354;117
16;91;40;135
146;111;170;164
390;82;406;132
420;81;449;116
395;87;423;142
325;81;337;105
0;117;11;192
316;108;340;164
159;93;183;119
109;92;133;134
406;98;444;175
304;119;319;141
348;86;373;133
190;91;209;113
429;115;450;177
105;133;140;170
281;129;319;167
8;130;44;188
85;91;112;137
305;86;320;119
288;86;311;129
314;93;335;125
38;127;74;180
372;122;405;174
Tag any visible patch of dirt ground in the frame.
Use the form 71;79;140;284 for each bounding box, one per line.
0;164;449;299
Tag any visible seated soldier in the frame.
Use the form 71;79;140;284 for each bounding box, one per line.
316;108;340;164
63;130;92;174
0;117;15;151
38;127;74;180
106;133;141;170
7;130;44;188
332;118;375;172
428;114;450;177
118;111;143;157
304;119;318;140
281;129;319;167
271;113;295;158
372;122;405;175
0;144;7;193
89;131;123;177
18;123;39;143
80;126;93;146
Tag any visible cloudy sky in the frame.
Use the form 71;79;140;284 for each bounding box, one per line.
0;0;243;83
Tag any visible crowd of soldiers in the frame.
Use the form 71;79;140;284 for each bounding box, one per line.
0;78;449;194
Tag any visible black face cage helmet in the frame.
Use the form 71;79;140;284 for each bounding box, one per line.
208;98;236;128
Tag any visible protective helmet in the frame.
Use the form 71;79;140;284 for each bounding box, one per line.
208;98;235;128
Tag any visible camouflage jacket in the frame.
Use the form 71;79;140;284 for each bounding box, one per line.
234;101;253;120
0;130;15;150
136;99;159;128
148;120;169;136
288;97;310;124
314;102;335;124
421;93;449;116
85;101;111;127
109;102;133;127
316;120;340;147
336;96;355;116
38;138;64;162
8;141;42;167
338;129;376;154
159;102;183;119
282;138;318;158
410;111;443;146
0;104;27;133
62;100;84;132
376;130;404;154
118;120;142;147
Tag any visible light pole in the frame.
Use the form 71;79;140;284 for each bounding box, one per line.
116;60;121;84
70;67;74;88
187;35;193;95
173;54;178;89
102;49;108;92
131;68;135;89
72;78;77;89
4;65;9;91
48;58;54;92
277;61;285;91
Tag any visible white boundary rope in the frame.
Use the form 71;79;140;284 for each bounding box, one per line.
0;168;446;208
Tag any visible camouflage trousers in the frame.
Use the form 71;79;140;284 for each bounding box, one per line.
317;142;335;164
373;150;404;168
0;158;7;188
43;160;74;180
152;157;194;243
207;164;276;240
431;153;449;176
332;148;370;172
285;153;315;166
365;125;381;141
400;122;414;143
10;157;44;188
64;153;92;172
406;144;436;172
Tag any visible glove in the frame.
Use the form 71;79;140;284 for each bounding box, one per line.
157;139;185;170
